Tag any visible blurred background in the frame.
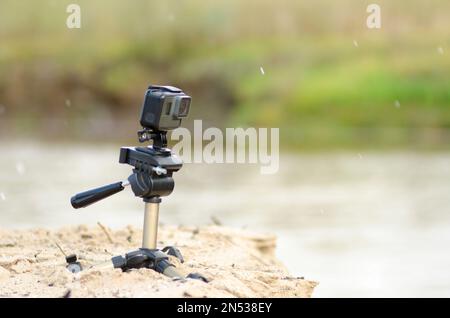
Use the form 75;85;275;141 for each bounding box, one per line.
1;0;450;297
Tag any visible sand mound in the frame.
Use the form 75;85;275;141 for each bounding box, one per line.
0;225;317;298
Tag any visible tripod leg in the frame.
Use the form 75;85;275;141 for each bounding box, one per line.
142;199;160;249
162;264;184;280
162;246;185;263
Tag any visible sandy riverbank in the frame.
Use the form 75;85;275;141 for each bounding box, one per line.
0;225;317;298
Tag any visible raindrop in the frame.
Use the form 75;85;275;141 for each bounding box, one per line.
0;192;5;201
16;162;26;175
0;104;5;115
65;99;71;107
394;100;401;108
260;66;265;75
353;40;359;47
437;47;444;55
358;153;363;159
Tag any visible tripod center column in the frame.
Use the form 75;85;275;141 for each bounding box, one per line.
142;197;162;249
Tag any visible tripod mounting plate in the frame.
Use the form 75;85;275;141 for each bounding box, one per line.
119;146;182;173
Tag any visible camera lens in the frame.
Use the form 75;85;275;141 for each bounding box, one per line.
177;98;190;117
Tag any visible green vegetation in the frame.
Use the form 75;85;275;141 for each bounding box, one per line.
0;0;449;149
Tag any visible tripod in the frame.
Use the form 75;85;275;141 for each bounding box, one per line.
71;130;206;282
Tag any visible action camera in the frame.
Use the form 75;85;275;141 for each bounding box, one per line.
139;85;191;131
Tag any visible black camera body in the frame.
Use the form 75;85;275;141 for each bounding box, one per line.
140;85;191;131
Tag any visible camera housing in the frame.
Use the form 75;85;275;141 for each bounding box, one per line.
139;85;191;131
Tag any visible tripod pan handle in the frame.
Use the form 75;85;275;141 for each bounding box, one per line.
71;182;125;209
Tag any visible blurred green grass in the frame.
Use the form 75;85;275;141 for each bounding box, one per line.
0;0;449;149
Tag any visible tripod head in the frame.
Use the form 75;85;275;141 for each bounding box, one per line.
71;132;183;209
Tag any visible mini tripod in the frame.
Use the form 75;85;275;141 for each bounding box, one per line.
71;129;206;282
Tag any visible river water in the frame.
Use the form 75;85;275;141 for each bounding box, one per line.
1;141;449;297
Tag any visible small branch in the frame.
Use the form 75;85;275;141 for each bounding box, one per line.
211;215;222;226
52;239;67;257
97;222;114;244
